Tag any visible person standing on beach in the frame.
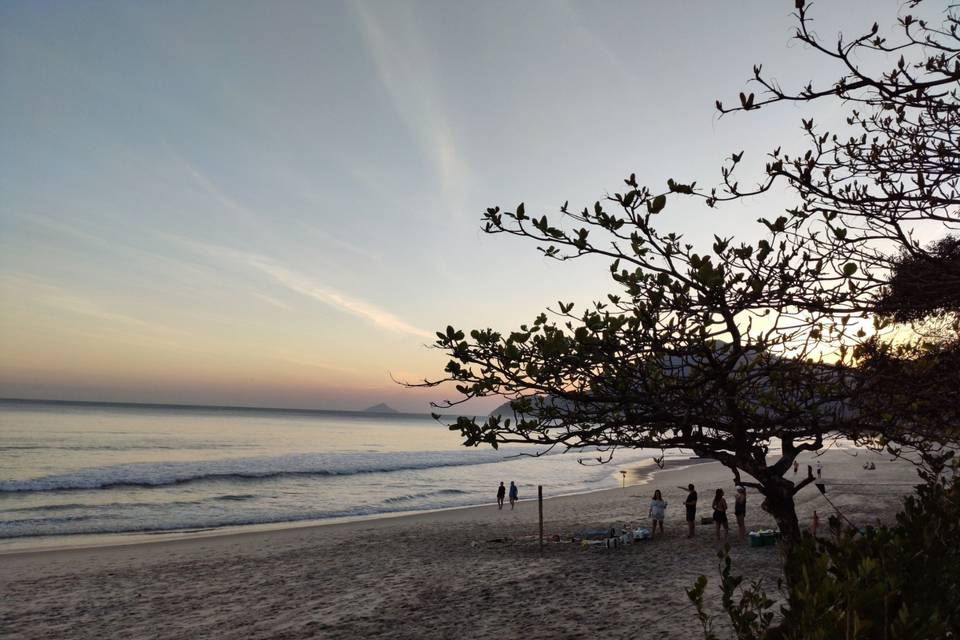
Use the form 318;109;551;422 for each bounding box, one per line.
496;481;506;510
648;489;667;538
816;460;823;479
712;488;729;541
793;460;799;475
734;486;747;540
508;481;518;510
683;484;697;538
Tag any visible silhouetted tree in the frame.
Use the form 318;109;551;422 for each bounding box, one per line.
710;0;960;457
418;0;960;547
420;180;880;544
713;0;960;293
854;235;960;456
876;235;960;324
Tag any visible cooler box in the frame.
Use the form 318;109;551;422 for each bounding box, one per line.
749;530;779;547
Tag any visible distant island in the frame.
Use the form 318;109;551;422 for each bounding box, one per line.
363;402;399;414
489;400;512;418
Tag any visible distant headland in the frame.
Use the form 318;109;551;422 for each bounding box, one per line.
363;402;399;414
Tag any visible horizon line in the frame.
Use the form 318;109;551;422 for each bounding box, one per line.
0;397;453;419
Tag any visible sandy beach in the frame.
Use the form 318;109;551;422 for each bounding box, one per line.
0;449;922;639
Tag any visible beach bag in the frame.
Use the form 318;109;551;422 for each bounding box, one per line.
632;527;651;540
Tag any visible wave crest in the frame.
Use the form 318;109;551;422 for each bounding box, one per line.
0;450;513;494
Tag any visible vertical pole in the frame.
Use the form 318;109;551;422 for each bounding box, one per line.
538;485;544;555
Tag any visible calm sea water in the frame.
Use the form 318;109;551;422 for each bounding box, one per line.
0;400;671;546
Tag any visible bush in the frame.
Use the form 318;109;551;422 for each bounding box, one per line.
689;455;959;639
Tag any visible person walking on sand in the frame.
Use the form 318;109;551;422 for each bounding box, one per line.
496;481;506;510
648;489;667;538
793;460;799;475
734;486;747;540
681;483;697;538
816;460;823;480
712;488;729;542
508;481;518;510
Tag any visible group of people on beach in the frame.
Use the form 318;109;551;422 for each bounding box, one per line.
647;483;748;541
793;458;824;479
496;481;519;510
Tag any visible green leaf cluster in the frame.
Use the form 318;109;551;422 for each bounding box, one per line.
688;455;960;639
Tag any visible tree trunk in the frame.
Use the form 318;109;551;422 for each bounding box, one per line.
758;476;802;548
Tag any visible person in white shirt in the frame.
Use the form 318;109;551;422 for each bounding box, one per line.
648;489;667;538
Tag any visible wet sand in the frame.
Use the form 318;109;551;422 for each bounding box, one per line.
0;449;920;639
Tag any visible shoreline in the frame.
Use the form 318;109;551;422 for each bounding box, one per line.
1;449;919;639
0;456;716;557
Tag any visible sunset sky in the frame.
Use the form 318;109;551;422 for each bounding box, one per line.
1;0;896;412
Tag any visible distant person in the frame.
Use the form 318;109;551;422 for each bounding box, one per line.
508;481;518;509
712;488;729;541
793;460;799;475
681;483;697;538
734;486;747;540
496;481;506;510
648;489;667;538
816;460;823;480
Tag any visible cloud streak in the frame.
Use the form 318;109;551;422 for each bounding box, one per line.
352;2;471;216
184;241;433;340
162;143;257;222
0;273;187;340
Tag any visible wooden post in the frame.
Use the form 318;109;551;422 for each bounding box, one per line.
538;485;544;555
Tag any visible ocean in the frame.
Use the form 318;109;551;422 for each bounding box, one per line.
0;399;675;549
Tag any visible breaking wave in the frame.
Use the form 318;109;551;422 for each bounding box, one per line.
0;450;517;494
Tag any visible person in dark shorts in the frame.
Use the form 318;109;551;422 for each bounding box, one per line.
508;481;519;509
682;483;697;538
734;485;747;540
496;481;506;510
712;488;729;541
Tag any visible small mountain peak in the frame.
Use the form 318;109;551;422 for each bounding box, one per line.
363;402;399;414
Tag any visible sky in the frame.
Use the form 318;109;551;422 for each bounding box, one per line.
0;0;901;412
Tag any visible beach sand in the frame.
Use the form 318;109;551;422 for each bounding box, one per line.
0;449;921;639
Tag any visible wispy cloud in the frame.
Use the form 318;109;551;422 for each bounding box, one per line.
183;240;433;340
555;1;639;85
251;292;292;311
162;143;256;222
6;210;241;296
300;223;382;263
0;273;187;339
352;2;471;216
272;353;358;375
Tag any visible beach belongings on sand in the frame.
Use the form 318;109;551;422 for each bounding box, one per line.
580;528;613;540
633;527;651;540
748;530;779;547
701;517;714;525
578;525;651;549
579;527;620;549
